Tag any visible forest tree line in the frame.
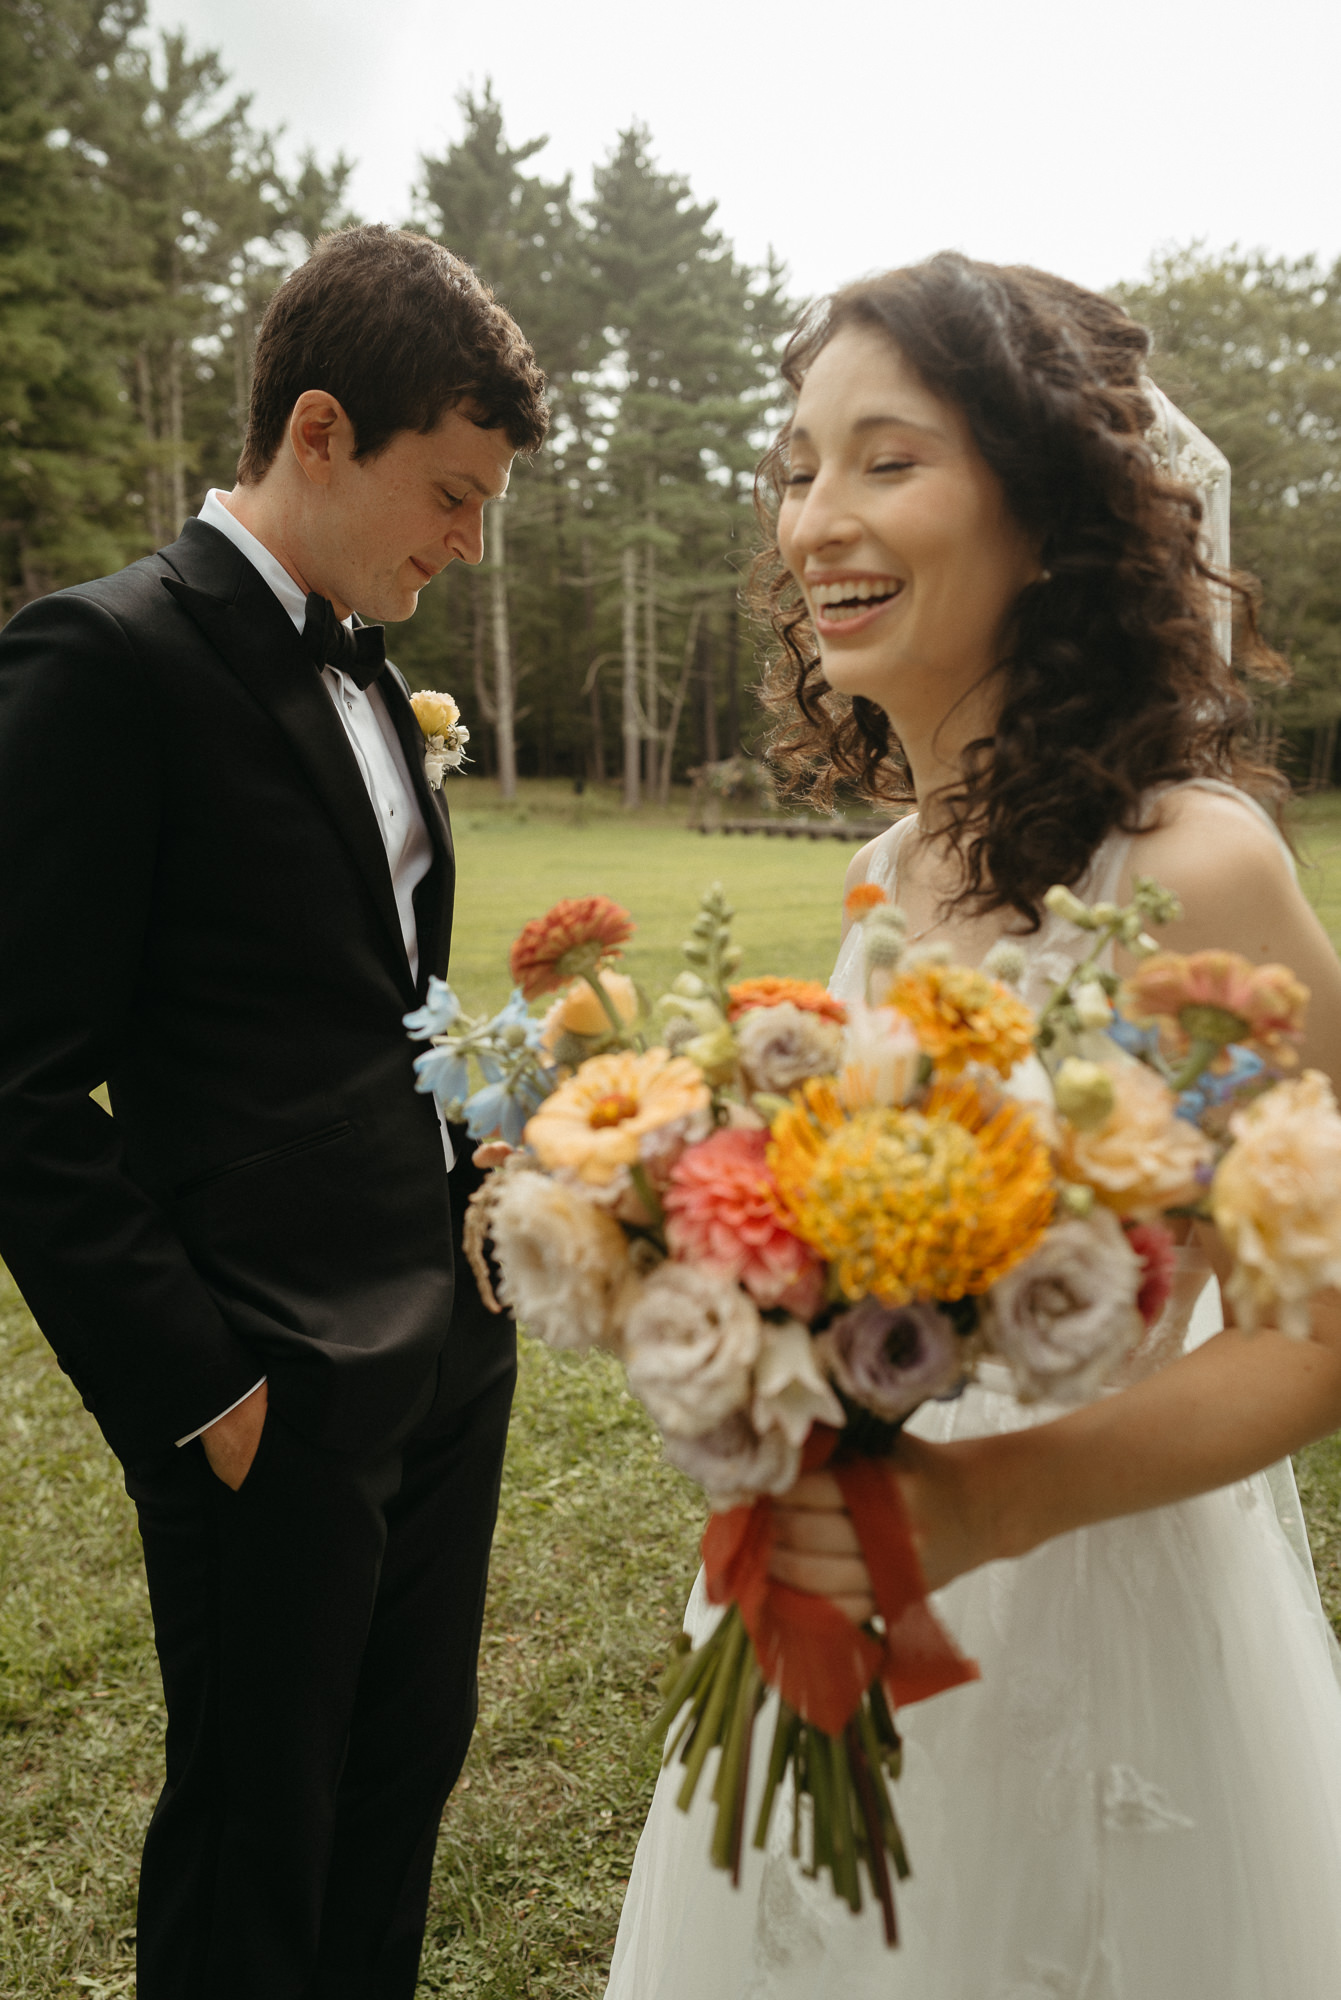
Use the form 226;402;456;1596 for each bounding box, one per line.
6;0;1341;795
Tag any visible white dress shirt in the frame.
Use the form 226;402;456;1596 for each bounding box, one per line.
177;492;453;1447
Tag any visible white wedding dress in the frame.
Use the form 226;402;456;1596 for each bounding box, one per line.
605;784;1341;2000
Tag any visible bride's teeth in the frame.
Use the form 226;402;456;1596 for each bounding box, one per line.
810;579;899;611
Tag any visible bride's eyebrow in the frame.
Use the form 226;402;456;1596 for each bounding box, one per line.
790;414;945;444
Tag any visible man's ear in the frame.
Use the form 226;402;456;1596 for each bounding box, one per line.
287;390;355;488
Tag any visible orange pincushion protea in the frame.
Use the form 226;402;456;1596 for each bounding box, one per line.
509;896;634;1001
524;1048;710;1185
727;977;846;1026
768;1076;1054;1304
843;883;889;922
886;961;1036;1078
1122;950;1308;1060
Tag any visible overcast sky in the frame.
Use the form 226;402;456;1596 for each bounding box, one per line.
146;0;1340;305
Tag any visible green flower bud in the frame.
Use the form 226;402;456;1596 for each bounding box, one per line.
1043;884;1094;927
1053;1057;1116;1132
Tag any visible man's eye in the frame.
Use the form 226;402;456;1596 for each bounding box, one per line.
872;459;914;475
441;491;465;509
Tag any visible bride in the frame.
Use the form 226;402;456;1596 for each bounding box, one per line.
604;255;1341;1998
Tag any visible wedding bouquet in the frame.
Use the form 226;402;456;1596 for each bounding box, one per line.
405;877;1341;1943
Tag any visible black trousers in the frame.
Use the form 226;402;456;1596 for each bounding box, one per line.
124;1356;515;2000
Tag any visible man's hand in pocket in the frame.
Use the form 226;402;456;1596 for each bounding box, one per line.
202;1380;269;1490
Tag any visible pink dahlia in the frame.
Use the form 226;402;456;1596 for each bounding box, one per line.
664;1127;824;1318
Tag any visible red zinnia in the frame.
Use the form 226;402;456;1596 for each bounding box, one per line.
509;896;635;1001
1125;1219;1178;1327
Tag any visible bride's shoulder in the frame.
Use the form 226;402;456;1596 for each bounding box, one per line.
1125;782;1308;958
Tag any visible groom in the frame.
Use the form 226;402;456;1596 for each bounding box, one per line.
0;225;547;1997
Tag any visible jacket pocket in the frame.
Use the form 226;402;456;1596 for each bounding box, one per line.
173;1120;352;1200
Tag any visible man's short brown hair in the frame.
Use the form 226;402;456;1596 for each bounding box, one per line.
237;225;549;483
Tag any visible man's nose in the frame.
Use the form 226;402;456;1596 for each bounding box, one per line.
451;507;487;567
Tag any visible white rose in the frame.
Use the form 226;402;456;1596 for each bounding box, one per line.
982;1210;1143;1405
624;1263;762;1437
489;1171;631;1353
735;1003;842;1095
663;1412;801;1511
751;1317;843;1448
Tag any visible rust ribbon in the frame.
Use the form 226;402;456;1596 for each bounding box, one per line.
701;1427;979;1736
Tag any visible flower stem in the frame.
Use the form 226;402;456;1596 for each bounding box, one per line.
581;969;633;1044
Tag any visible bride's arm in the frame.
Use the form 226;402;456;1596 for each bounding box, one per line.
772;789;1341;1611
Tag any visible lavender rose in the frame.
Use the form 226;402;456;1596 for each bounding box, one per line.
982;1210;1143;1405
623;1263;762;1437
662;1412;801;1511
816;1297;964;1422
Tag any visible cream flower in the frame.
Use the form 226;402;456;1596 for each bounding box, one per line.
735;1002;842;1095
410;689;461;738
1212;1069;1341;1338
662;1413;801;1511
982;1210;1144;1404
1058;1057;1212;1215
524;1048;710;1186
623;1263;762;1437
539;971;639;1058
751;1317;843;1447
836;1000;922;1111
488;1171;632;1353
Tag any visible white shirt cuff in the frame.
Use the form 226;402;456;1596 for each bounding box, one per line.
176;1377;267;1448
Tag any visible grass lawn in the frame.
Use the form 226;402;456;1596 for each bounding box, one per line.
4;779;1341;1996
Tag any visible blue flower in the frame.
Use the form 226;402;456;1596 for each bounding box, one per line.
404;977;462;1042
462;1065;552;1146
1105;1011;1160;1061
412;1043;471;1108
1176;1044;1265;1123
485;987;547;1051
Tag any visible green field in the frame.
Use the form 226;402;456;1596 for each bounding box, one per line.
4;781;1341;1997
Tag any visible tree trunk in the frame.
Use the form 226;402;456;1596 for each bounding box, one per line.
726;600;741;756
1309;716;1339;791
167;337;187;530
622;543;641;809
470;570;496;776
642;533;658;792
582;534;605;783
700;620;719;765
136;345;167;548
488;504;517;800
658;602;702;804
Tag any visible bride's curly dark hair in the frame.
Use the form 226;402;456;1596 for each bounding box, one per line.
756;253;1288;928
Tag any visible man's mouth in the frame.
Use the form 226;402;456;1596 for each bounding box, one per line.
409;557;438;582
808;577;903;625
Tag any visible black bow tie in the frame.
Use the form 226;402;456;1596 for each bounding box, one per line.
300;592;386;690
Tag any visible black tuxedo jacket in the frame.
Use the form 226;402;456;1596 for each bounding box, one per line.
0;519;507;1465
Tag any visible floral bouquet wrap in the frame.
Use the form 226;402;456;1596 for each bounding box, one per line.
405;877;1341;1943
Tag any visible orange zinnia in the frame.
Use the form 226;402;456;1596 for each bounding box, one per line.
887;961;1036;1078
509;896;635;1001
843;882;889;922
727;976;847;1026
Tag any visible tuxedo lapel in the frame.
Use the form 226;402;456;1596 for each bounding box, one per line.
378;667;456;992
158;520;416;997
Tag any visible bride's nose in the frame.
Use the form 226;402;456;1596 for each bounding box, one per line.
788;470;863;558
